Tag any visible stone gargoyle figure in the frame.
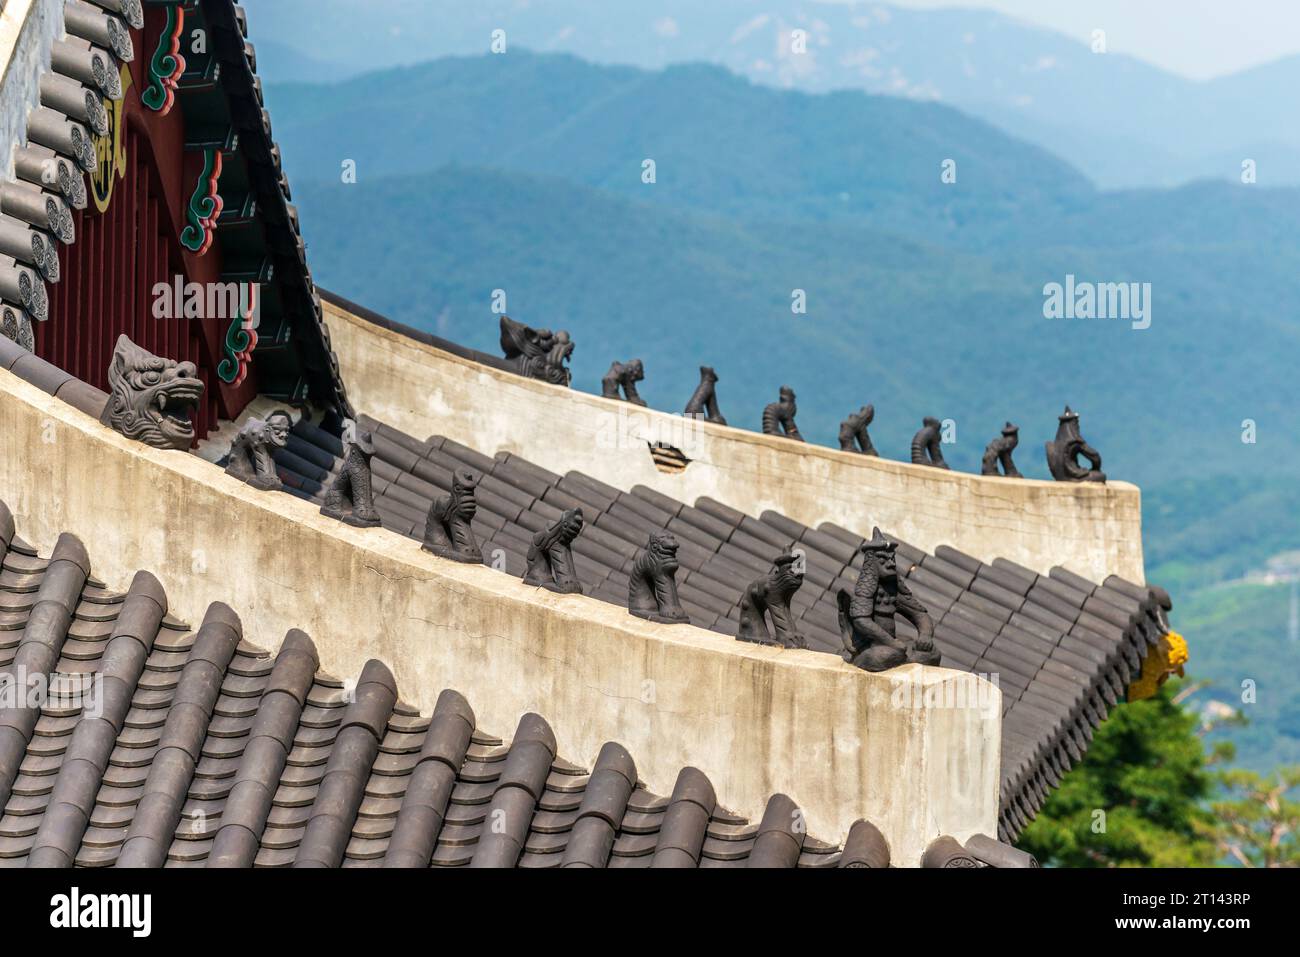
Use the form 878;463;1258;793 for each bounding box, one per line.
762;386;803;441
225;411;292;490
836;528;941;672
1045;406;1106;482
910;416;950;469
981;422;1022;478
100;334;205;451
499;316;573;386
523;508;584;593
320;420;381;528
737;550;807;649
423;468;484;563
628;531;689;624
683;365;727;425
838;404;878;455
601;359;646;405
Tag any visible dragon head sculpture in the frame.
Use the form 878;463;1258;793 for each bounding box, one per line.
100;334;205;450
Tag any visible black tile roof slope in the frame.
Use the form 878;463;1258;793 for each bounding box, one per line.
270;415;1172;844
0;332;107;418
0;500;1033;867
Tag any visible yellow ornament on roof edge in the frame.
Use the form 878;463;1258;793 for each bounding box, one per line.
1127;630;1188;701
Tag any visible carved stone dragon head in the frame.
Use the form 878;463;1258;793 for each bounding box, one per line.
100;334;205;450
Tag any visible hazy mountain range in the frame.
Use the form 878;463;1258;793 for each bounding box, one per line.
264;52;1300;492
244;0;1300;189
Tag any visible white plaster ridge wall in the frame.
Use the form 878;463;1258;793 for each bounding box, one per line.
324;301;1146;584
0;368;1002;865
0;0;62;180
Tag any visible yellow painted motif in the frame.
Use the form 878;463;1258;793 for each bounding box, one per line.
91;66;133;214
1127;630;1189;701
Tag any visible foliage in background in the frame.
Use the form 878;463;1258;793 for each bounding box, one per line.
1143;476;1300;593
1021;680;1300;867
1017;681;1224;867
1213;766;1300;867
1158;580;1300;773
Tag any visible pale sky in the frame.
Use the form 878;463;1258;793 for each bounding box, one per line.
876;0;1300;79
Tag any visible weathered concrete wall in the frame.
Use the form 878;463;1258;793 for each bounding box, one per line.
324;301;1146;583
0;0;62;180
0;366;1001;864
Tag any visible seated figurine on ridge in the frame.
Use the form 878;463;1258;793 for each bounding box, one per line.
836;528;941;672
1045;406;1106;482
762;386;803;441
684;366;727;425
910;416;950;469
737;549;807;649
838;404;878;455
523;508;585;593
320;420;381;527
601;359;647;406
423;468;484;563
628;531;689;624
225;410;292;490
980;422;1022;478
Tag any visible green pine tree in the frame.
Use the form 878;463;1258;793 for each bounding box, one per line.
1212;766;1300;867
1017;679;1222;867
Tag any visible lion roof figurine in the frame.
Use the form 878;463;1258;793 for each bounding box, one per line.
628;531;689;624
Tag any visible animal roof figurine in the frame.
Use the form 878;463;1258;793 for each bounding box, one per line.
836;528;941;672
423;468;484;563
737;549;807;648
762;386;803;441
320;420;381;527
225;411;292;491
628;531;689;624
499;316;573;386
523;508;585;593
839;404;878;456
981;422;1022;478
1045;406;1106;482
601;359;646;406
910;417;949;469
684;365;727;425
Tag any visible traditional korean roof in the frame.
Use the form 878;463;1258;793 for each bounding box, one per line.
0;500;1033;868
269;413;1173;844
0;0;350;420
0;3;1162;870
